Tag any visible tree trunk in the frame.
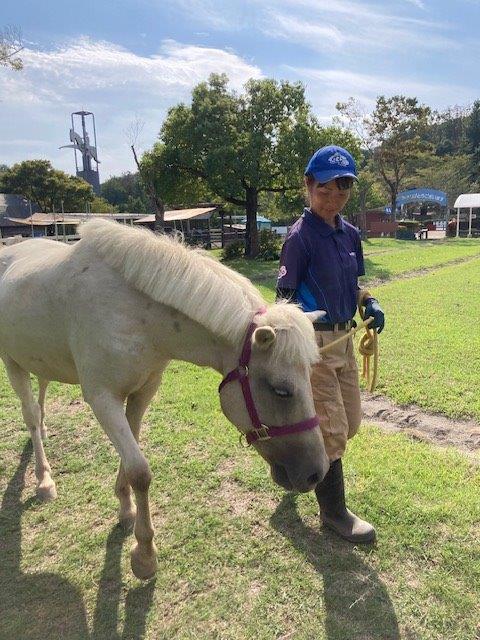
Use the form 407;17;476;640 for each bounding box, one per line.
130;144;165;232
245;187;259;258
390;189;398;222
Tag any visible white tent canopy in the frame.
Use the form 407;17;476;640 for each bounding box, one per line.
453;193;480;237
453;193;480;208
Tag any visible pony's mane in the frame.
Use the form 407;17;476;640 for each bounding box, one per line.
79;219;318;365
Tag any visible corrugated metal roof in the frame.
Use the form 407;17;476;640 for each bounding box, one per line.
135;207;217;224
6;212;145;226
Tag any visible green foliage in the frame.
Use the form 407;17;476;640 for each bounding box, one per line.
90;196;117;213
145;74;360;255
257;228;281;261
467;100;480;180
409;154;477;207
426;105;470;156
337;95;432;212
0;159;94;212
100;172;150;213
342;168;385;222
221;240;244;260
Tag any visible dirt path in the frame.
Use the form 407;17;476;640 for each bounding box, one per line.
361;391;480;456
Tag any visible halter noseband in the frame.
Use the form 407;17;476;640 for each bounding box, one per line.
218;308;320;445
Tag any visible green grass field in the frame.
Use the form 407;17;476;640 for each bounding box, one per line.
1;237;479;640
1;366;479;640
367;257;480;419
222;237;480;291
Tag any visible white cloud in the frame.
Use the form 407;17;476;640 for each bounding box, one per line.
287;65;476;120
262;13;346;46
164;0;454;53
0;38;262;177
260;0;456;53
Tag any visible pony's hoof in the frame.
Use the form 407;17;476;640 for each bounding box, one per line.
119;509;136;532
40;429;48;441
37;481;57;502
130;543;158;580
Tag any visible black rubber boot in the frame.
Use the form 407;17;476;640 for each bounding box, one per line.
315;458;376;544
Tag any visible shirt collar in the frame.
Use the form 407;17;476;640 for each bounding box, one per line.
302;208;346;236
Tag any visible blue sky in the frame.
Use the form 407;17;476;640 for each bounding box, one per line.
1;0;479;178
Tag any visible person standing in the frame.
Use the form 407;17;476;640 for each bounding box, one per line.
276;145;385;543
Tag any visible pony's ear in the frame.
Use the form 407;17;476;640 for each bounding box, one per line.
305;310;327;324
252;326;276;350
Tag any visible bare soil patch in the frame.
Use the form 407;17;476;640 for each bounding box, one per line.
361;391;480;455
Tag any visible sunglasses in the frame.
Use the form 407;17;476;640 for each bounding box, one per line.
317;177;354;191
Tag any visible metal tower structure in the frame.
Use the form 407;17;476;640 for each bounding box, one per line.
60;111;100;194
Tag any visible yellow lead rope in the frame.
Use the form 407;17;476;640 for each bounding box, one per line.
317;312;379;392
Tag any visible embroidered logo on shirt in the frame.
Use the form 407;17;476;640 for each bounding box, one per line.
349;251;356;256
278;265;287;279
328;152;349;167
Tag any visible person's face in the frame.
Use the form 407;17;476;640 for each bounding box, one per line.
307;177;352;218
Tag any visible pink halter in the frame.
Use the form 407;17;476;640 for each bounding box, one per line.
218;308;320;445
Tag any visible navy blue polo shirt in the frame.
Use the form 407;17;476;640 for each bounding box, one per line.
277;208;365;323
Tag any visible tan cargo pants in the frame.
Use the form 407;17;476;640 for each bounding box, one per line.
311;329;362;462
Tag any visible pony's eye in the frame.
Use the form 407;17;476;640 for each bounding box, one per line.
273;387;292;398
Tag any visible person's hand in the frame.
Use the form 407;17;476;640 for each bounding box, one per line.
364;298;385;333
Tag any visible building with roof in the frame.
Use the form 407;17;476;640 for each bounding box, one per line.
452;193;480;237
353;208;398;238
0;194;40;239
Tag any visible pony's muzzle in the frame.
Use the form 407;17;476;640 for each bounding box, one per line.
271;456;328;493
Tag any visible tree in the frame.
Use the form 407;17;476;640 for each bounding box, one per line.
411;154;477;207
342;168;384;222
148;74;344;257
467;100;480;181
125;118;165;232
0;26;23;70
427;104;471;156
90;196;118;213
337;95;432;217
100;172;150;213
0;160;94;212
258;125;362;224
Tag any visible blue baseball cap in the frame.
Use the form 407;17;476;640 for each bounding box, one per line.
304;145;358;183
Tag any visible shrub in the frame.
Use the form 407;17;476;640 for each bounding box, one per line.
257;228;281;261
222;240;244;260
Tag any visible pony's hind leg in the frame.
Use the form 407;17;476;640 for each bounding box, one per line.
116;371;163;529
37;377;49;440
4;358;56;501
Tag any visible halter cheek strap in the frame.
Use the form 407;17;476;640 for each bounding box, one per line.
218;308;320;445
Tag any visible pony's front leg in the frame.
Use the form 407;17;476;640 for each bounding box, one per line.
37;377;49;440
116;371;163;529
86;389;157;580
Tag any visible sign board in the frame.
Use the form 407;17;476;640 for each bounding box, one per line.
396;188;447;207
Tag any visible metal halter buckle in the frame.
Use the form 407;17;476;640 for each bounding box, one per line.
238;364;249;378
254;425;271;441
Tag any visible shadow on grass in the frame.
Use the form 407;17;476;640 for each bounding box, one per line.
362;257;394;282
0;442;155;640
270;493;399;640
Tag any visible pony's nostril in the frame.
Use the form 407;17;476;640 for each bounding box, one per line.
307;472;319;485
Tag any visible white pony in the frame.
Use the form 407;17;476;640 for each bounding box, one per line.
0;219;328;579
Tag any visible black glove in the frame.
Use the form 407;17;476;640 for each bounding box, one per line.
364;298;385;333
